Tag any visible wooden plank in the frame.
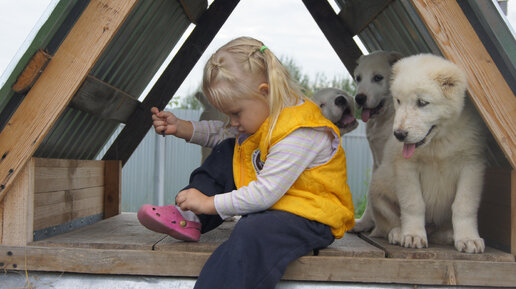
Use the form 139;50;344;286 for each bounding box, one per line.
510;170;516;256
155;218;235;253
103;160;121;218
35;163;104;193
1;159;34;246
33;186;103;231
69;75;140;123
156;220;385;258
33;158;104;168
179;0;207;24
338;0;393;35
362;235;514;262
1;245;516;286
0;0;137;202
103;160;120;218
302;0;363;73
411;0;516;169
103;0;240;165
32;213;165;250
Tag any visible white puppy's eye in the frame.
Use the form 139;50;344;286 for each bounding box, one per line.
417;99;429;107
373;75;384;82
356;75;362;82
319;103;325;108
396;98;400;105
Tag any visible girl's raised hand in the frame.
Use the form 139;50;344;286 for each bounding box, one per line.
151;107;179;136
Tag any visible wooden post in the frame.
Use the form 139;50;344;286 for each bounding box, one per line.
1;159;34;245
104;160;122;219
510;170;516;256
0;0;137;202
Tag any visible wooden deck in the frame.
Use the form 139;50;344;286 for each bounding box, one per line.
1;213;515;287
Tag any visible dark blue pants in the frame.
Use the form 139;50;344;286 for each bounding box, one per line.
182;138;236;233
194;210;334;289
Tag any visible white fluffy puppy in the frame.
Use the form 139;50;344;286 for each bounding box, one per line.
366;54;487;253
312;88;358;136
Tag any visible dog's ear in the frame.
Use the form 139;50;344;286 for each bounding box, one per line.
434;66;467;99
388;51;403;66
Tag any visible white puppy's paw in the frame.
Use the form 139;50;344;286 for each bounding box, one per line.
350;218;373;233
388;227;402;245
455;237;485;253
400;230;428;249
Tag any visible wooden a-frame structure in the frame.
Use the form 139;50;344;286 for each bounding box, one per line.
0;0;515;286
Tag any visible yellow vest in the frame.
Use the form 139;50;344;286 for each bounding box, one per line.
233;100;355;238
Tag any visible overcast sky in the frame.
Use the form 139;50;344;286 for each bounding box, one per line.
1;0;515;103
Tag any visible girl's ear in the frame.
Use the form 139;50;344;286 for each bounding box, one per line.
258;83;269;96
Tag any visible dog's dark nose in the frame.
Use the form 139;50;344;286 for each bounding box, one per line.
335;95;347;106
355;93;367;106
394;130;408;141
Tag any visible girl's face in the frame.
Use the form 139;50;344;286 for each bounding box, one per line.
222;95;269;135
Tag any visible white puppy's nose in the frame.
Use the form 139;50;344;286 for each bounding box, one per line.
394;129;408;141
355;93;367;106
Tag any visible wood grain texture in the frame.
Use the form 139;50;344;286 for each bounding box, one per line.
1;159;34;245
362;234;514;262
0;0;137;201
1;245;516;286
103;160;121;218
511;170;516;256
18;213;516;286
411;0;516;169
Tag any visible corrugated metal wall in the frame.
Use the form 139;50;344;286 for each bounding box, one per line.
97;109;372;212
34;0;195;160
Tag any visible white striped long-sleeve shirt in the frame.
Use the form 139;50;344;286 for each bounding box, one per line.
189;120;339;219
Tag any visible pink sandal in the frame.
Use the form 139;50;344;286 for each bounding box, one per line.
137;204;201;242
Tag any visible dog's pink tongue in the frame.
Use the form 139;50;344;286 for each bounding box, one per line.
361;109;371;122
343;114;355;125
403;143;416;159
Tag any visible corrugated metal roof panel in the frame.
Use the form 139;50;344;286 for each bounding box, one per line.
33;0;206;160
355;0;439;56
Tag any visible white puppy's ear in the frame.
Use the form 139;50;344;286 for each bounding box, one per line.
434;66;467;99
388;51;403;66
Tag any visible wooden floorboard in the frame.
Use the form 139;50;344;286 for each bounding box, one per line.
2;213;514;286
30;213;165;250
362;234;515;262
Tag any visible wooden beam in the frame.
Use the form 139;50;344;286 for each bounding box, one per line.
103;0;240;165
411;0;516;169
1;159;34;246
103;160;121;219
0;0;137;202
302;0;363;74
510;170;516;256
1;245;516;286
179;0;207;24
338;0;393;35
69;75;140;123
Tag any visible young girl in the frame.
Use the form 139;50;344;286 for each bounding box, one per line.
139;36;354;289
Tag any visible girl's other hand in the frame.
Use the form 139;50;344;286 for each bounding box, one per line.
176;188;216;215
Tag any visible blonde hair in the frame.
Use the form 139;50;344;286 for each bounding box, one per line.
202;36;304;142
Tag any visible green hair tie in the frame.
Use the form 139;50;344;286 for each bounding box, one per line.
260;45;268;53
